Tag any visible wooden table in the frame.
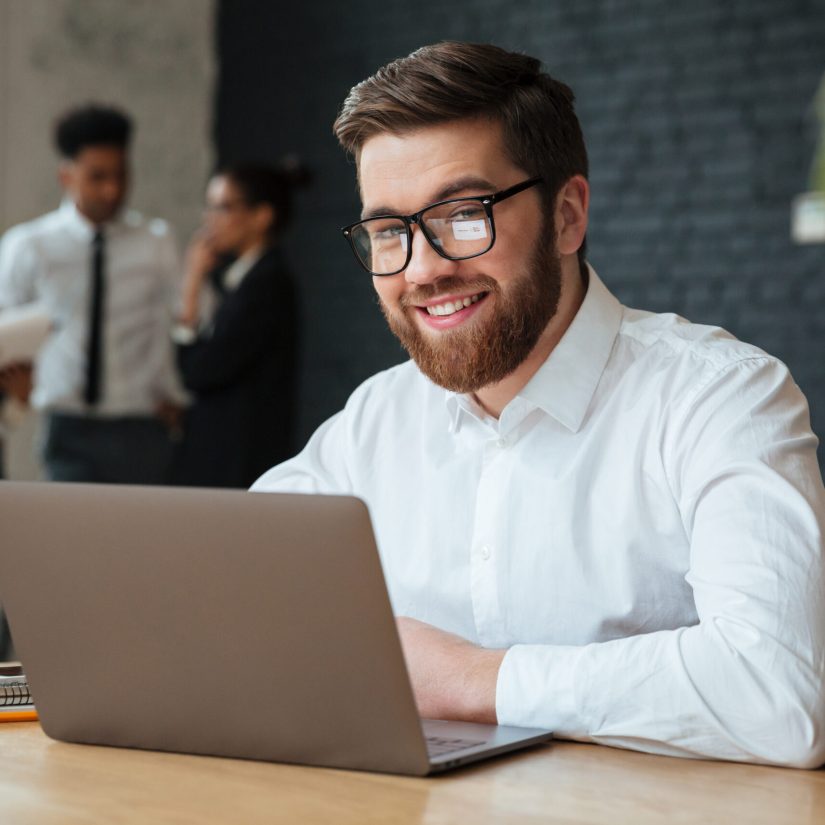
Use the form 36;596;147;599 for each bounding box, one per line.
1;722;823;824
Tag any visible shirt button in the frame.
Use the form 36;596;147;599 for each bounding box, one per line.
480;544;492;561
496;437;508;449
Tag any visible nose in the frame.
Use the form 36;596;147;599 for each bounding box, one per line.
403;225;459;286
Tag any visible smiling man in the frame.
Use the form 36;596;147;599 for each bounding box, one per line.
253;42;825;767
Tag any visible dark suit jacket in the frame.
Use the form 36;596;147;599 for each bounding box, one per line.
175;246;297;488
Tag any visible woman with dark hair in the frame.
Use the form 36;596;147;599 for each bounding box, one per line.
172;160;309;488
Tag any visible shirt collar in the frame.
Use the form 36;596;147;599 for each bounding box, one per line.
59;198;126;239
223;246;264;292
518;266;623;432
446;391;493;433
445;264;624;435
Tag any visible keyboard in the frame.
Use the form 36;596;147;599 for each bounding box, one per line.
426;735;486;757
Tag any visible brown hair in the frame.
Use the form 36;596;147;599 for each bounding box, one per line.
333;41;588;263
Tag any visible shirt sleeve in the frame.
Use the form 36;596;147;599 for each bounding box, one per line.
0;226;39;308
251;409;353;495
496;356;825;768
150;225;188;405
251;369;395;494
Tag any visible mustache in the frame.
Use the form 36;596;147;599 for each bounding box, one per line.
399;275;499;308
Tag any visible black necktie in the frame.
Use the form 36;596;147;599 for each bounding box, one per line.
84;230;105;406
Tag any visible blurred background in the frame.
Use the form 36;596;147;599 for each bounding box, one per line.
2;0;824;476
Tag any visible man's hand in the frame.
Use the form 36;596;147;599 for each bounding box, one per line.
0;362;34;405
395;616;506;724
155;399;184;439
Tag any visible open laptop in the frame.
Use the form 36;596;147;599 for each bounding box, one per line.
0;481;552;775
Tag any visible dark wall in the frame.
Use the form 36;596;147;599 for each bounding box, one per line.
216;0;825;454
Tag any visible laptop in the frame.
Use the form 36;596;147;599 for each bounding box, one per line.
0;481;552;775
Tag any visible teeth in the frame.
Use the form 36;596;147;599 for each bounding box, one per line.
426;294;481;317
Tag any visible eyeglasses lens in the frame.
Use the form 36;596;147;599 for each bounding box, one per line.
421;200;491;259
351;200;493;276
350;218;408;276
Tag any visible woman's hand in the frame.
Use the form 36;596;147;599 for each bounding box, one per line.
178;230;218;327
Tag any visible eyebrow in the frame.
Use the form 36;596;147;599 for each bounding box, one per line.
360;175;498;220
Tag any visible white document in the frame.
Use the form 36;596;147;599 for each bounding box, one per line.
0;304;52;370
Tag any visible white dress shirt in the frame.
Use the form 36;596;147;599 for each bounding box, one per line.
0;200;184;415
253;267;825;768
221;246;262;293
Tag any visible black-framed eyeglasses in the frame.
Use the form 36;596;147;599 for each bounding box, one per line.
341;176;543;276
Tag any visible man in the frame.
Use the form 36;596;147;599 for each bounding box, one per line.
253;43;825;767
0;104;183;483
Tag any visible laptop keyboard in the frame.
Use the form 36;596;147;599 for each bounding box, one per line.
426;735;486;757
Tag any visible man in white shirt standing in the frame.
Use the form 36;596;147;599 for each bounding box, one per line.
253;42;825;767
0;104;183;483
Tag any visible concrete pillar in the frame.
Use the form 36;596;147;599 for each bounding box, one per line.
0;0;216;480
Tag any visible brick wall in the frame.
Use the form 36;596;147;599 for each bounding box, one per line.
217;0;825;456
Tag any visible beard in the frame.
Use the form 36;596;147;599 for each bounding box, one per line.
379;234;563;394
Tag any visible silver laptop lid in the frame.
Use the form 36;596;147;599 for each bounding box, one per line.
0;482;431;775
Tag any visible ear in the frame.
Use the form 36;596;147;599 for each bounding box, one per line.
57;161;73;192
554;175;589;257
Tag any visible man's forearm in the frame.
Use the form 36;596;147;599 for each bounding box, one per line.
396;609;825;768
497;621;825;768
395;616;505;724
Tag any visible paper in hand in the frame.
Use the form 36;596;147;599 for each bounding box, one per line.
0;304;51;370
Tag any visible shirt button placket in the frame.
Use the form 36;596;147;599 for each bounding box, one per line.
469;437;508;647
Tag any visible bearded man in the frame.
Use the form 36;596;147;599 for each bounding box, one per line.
253;42;825;768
